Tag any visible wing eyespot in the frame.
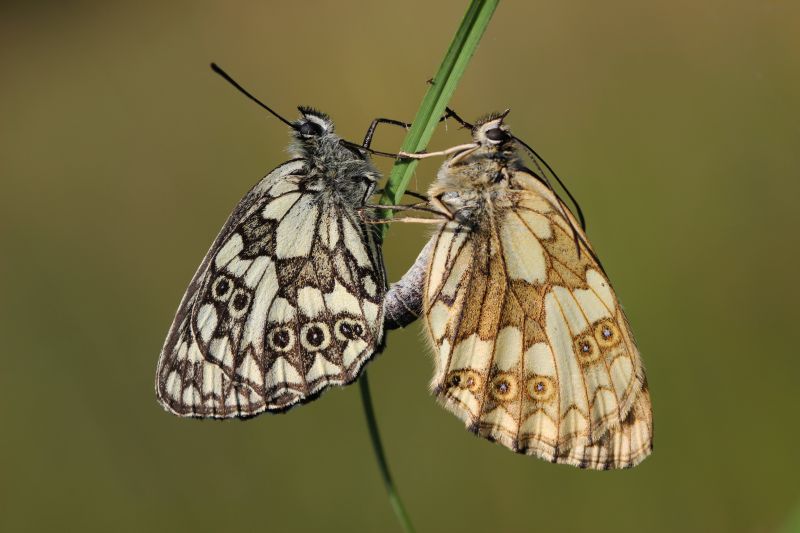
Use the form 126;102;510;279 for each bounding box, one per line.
228;289;251;318
334;318;365;341
446;369;482;393
211;276;233;301
526;375;556;403
268;326;295;352
593;319;621;349
300;322;331;351
574;334;602;365
490;373;518;402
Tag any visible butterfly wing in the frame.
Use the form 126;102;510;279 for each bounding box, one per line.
557;384;652;469
407;170;650;468
156;159;385;418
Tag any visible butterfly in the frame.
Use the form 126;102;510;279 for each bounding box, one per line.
155;65;391;418
383;110;652;469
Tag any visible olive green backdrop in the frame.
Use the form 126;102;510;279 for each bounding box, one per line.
2;2;798;532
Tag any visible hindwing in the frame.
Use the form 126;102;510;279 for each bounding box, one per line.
419;170;651;469
156;159;385;418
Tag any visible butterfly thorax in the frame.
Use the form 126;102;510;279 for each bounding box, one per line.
290;133;379;205
430;145;524;225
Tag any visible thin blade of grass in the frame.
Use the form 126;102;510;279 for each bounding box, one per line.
360;2;499;533
380;0;499;210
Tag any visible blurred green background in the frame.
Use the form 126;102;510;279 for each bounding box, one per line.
2;1;799;532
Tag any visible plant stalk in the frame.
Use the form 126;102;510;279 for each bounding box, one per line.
358;1;499;531
359;371;415;533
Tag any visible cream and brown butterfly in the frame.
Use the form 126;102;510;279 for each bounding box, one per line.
383;109;652;469
156;64;403;418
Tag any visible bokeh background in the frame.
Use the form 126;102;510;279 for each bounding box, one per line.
2;1;799;532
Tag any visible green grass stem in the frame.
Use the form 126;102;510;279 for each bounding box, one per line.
358;1;499;532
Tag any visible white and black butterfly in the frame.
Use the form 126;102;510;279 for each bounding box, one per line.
155;65;392;418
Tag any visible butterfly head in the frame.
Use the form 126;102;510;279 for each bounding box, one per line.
293;107;335;140
289;107;378;200
472;109;514;150
439;109;517;172
289;107;354;165
429;109;524;204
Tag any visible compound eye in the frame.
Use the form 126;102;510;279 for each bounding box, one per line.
485;127;508;142
299;121;323;136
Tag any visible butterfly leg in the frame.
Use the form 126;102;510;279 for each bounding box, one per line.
444;107;474;129
402;190;430;202
363;202;449;218
364;217;445;225
362;118;411;149
361;112;454;150
429;194;455;220
398;143;479;160
423;78;472;129
372;189;429;202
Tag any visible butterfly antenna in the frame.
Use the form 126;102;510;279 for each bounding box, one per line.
512;135;586;230
210;63;296;129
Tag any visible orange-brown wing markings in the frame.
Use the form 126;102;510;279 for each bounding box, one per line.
416;170;650;468
515;188;645;425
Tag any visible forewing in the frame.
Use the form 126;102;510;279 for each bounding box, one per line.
422;171;650;468
156;160;385;418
